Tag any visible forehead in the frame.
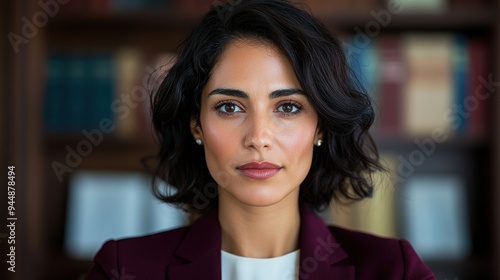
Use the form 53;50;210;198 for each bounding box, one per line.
204;39;301;93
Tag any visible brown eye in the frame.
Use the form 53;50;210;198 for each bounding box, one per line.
224;103;236;113
282;104;294;113
216;102;243;114
277;102;302;115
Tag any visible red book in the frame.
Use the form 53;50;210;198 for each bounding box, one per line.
377;36;404;136
467;38;491;138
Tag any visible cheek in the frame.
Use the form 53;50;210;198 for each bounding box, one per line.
200;116;238;171
288;134;315;156
280;121;316;165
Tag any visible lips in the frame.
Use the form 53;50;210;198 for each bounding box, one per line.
236;161;282;179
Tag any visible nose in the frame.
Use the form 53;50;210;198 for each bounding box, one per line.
243;112;273;151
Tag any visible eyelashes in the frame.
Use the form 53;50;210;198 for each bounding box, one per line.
277;101;302;114
213;100;303;116
214;101;243;115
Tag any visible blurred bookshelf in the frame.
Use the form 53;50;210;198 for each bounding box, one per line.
5;0;500;279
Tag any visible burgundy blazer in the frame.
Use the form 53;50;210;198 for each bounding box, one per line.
86;203;435;280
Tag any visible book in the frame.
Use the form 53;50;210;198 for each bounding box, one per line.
452;35;469;134
342;33;490;139
401;33;454;136
88;53;115;131
346;37;380;132
44;54;66;133
64;171;188;259
114;48;144;138
325;154;398;238
66;54;87;132
44;50;168;137
350;155;398;237
401;175;471;260
467;38;490;138
346;37;380;97
377;35;404;135
44;52;115;133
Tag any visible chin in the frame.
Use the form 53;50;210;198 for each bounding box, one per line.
225;184;299;208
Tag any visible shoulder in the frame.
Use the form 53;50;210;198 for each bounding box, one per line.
85;227;188;279
328;225;435;280
104;226;188;258
329;225;402;257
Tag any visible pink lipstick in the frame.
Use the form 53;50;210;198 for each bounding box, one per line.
236;161;282;179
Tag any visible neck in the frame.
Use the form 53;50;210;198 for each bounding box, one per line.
218;192;301;258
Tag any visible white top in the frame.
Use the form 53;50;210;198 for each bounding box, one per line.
221;249;300;280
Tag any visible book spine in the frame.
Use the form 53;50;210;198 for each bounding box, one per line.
89;54;115;132
402;34;454;136
67;53;87;133
378;36;403;135
453;36;469;134
467;38;490;138
44;54;66;133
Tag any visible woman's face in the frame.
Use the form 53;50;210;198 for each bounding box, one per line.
192;39;321;208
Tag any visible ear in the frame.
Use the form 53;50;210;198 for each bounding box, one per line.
315;126;323;142
190;118;203;140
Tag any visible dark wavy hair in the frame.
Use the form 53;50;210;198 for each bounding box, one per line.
150;0;383;214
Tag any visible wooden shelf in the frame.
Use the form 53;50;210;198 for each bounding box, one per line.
44;9;495;51
374;135;489;152
47;9;495;34
46;12;194;50
323;9;495;32
44;134;158;151
48;11;198;32
44;135;159;172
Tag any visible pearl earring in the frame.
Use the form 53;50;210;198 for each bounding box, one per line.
195;139;203;145
315;140;322;147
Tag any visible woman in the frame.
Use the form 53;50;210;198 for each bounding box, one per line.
87;0;435;279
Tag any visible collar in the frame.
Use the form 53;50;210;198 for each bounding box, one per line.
167;202;354;280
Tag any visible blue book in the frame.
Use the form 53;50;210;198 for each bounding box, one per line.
44;54;66;133
88;54;115;131
453;36;469;134
66;54;87;132
346;38;379;99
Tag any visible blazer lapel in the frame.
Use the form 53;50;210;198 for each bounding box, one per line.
298;203;355;280
167;207;222;280
167;203;355;280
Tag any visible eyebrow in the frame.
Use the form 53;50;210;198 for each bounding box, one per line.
207;88;305;99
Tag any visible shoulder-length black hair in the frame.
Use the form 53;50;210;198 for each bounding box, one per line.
151;0;383;214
